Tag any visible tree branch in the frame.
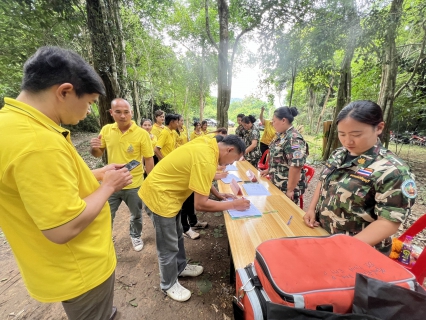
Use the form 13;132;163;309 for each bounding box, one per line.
394;20;426;99
205;0;219;52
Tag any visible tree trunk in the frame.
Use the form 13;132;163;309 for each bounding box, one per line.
131;80;141;124
323;11;360;160
288;64;297;107
377;0;404;147
199;44;205;121
86;0;124;127
216;0;231;128
315;77;334;134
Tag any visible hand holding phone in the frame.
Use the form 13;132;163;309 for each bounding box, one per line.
122;160;141;171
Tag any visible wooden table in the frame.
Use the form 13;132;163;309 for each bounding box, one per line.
218;160;328;271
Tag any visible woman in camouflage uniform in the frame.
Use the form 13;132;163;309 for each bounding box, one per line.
304;101;417;254
235;113;245;137
259;107;308;204
241;115;262;167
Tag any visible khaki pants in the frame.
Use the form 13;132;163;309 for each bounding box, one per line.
62;271;115;320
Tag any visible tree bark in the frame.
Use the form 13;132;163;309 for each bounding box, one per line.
377;0;404;147
315;77;334;134
288;64;297;107
323;10;360;160
86;0;125;127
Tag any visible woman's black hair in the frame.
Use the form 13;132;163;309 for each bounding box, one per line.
242;115;256;124
201;120;207;126
336;100;383;126
165;113;179;126
273;107;299;124
237;113;245;119
140;118;152;126
193;121;201;128
221;135;246;154
215;135;224;142
175;114;183;135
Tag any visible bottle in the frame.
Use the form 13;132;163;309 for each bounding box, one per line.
398;236;413;265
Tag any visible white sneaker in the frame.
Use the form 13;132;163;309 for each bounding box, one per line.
179;264;204;277
165;280;191;302
183;228;200;240
131;237;144;251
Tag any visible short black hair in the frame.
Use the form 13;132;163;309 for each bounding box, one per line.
242;115;256;124
201;120;207;126
165;113;179;125
221;135;246;154
215;135;224;142
237;113;245;119
21;46;105;97
336;100;383;127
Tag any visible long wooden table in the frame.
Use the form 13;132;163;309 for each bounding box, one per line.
218;160;328;270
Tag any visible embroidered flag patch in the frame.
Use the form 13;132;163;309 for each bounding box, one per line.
356;168;374;177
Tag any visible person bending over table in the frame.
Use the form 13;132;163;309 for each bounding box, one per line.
241;115;262;167
303;100;417;254
260;107;308;204
138;135;250;302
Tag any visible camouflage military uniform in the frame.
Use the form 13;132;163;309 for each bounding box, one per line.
242;125;262;167
268;126;308;204
316;141;417;253
235;124;245;138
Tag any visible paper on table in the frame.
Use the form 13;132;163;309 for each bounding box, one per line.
221;174;242;184
242;183;271;196
225;164;238;171
227;202;262;219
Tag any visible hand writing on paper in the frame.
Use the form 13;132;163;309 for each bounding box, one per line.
232;198;250;211
259;169;269;177
303;210;320;228
215;172;228;180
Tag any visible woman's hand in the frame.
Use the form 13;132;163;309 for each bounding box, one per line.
286;189;295;201
303;209;320;228
259;169;269;177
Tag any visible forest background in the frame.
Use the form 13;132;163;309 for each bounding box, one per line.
0;0;425;159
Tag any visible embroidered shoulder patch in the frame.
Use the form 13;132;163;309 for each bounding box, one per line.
401;179;417;199
293;150;303;159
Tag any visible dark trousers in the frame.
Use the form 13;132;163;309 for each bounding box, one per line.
62;271;115;320
180;192;198;232
260;142;269;164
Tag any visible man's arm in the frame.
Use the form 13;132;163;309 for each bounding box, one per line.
42;167;132;244
259;106;265;124
286;166;303;200
144;157;154;174
154;146;164;160
194;192;249;212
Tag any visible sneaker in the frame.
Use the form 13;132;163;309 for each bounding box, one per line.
183;228;200;240
165;280;191;302
179;264;204;277
131;237;144;251
192;221;208;229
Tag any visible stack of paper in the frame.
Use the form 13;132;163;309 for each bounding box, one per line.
227;202;262;219
221;174;242;184
242;183;271;196
225;164;238;171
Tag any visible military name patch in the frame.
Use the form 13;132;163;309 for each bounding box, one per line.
293;150;304;159
349;174;371;184
401;179;417;199
356;168;374;177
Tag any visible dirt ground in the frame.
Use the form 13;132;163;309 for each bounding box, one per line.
1;132;426;319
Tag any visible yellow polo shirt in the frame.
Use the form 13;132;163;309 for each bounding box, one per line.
176;126;189;147
0;98;116;302
260;119;276;145
190;131;204;140
156;126;177;157
149;133;158;151
151;123;164;139
100;121;153;189
139;136;219;217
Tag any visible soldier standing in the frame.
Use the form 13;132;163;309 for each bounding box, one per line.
304;100;417;254
260;107;308;204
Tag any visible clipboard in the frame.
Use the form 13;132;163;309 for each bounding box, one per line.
230;178;243;196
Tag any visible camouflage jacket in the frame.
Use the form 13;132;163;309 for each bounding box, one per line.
317;141;417;236
268;126;308;193
235;124;245;138
242;125;261;164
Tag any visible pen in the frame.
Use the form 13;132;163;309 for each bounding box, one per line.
287;215;293;225
263;210;278;214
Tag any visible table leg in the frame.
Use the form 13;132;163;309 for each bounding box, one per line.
228;242;235;284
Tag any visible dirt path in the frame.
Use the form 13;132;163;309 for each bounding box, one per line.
1;133;425;319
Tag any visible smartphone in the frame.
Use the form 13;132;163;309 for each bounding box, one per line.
123;160;141;171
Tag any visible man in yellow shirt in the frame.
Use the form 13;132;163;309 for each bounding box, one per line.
0;47;132;319
90;99;154;252
259;106;277;164
154;113;179;160
139;135;250;302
